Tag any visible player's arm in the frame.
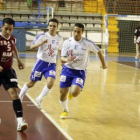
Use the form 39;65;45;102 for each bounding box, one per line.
13;46;25;69
0;66;3;72
30;39;48;50
61;56;75;64
97;51;107;69
60;40;75;64
134;29;138;43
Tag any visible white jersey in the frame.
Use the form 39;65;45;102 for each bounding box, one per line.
32;32;63;63
136;36;140;44
61;37;100;70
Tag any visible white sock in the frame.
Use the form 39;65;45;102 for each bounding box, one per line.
17;117;23;125
19;84;29;101
60;99;68;112
37;85;50;101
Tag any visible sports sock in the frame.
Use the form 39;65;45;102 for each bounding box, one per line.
19;84;29;100
37;85;50;100
13;99;23;118
60;99;68;112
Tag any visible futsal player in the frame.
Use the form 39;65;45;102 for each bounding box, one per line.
59;23;107;119
19;18;63;109
0;18;28;131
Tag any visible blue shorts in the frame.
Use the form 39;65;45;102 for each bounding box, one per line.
30;59;56;81
60;66;86;89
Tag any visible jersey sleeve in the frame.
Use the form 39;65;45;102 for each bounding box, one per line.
31;33;44;45
86;39;100;53
136;36;140;44
61;40;68;57
134;29;137;36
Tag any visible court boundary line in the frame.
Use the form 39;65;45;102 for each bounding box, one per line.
18;85;73;140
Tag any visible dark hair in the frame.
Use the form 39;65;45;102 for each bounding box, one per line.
48;18;59;26
74;23;84;31
2;18;15;27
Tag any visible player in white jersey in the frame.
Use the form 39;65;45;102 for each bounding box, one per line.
134;27;140;59
136;33;140;59
19;18;63;109
59;23;107;119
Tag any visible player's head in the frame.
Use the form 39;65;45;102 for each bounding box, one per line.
48;18;59;36
73;23;84;41
1;18;15;38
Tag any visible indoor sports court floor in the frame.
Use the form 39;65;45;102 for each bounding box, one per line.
1;52;140;140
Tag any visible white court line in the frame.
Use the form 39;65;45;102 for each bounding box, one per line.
18;85;73;140
0;101;31;103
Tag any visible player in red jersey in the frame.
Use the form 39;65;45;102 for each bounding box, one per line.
0;18;28;132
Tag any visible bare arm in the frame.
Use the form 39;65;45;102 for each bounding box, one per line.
13;46;24;69
30;39;48;50
97;51;107;69
61;56;75;64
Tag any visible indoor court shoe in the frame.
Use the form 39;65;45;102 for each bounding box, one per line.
17;121;28;132
60;110;68;119
36;97;43;110
68;92;73;100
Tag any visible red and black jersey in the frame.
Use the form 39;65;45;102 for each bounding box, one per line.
134;27;140;39
0;33;16;70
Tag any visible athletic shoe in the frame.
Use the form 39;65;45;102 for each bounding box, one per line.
17;121;28;132
36;97;43;110
68;92;73;100
60;110;68;119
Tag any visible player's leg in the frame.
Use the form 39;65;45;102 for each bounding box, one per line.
3;69;28;132
36;64;56;109
7;88;28;132
68;70;86;100
59;87;70;119
59;73;73;119
68;84;82;100
19;59;44;101
135;43;140;59
19;80;36;101
36;77;55;109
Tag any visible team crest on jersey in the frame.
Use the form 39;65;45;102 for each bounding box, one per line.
74;45;78;50
76;78;83;85
49;70;56;76
52;40;55;44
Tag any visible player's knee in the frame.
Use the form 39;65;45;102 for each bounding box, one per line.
27;81;35;88
47;83;53;89
60;88;69;100
10;92;18;100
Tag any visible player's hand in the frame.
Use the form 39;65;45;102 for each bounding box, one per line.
68;56;76;62
40;39;48;46
0;66;3;72
17;59;25;70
